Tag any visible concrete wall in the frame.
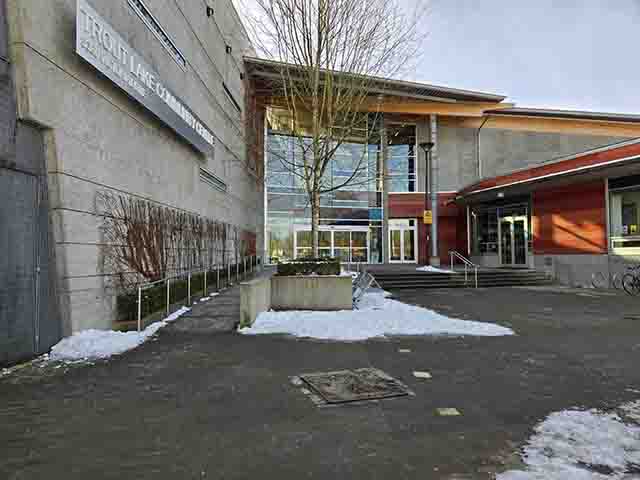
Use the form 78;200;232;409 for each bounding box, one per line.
5;0;263;333
0;0;62;365
534;253;640;288
534;254;605;288
239;276;271;327
437;122;477;191
479;129;630;180
435;116;633;192
271;276;352;311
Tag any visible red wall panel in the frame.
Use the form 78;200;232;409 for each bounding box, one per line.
389;193;459;264
532;181;607;255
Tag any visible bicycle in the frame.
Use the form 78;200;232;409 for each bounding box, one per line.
591;271;622;290
622;264;640;296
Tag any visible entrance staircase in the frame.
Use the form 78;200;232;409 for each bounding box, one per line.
364;265;552;290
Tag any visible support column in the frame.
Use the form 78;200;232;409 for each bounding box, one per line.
429;114;440;266
381;115;390;263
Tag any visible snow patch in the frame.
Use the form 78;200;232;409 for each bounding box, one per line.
497;402;640;480
416;266;455;274
49;306;191;361
238;291;513;341
340;269;360;280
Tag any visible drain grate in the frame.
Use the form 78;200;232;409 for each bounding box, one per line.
295;368;412;405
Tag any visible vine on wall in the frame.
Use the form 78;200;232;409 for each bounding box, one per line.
96;191;256;292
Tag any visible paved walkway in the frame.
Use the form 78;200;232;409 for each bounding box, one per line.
1;285;639;479
172;286;241;334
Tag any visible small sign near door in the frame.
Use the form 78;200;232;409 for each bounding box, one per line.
423;210;433;224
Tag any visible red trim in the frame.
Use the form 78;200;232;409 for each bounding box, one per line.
459;142;640;196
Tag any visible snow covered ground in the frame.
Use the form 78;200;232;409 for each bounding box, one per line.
416;265;455;274
238;290;514;341
49;306;191;361
497;402;640;480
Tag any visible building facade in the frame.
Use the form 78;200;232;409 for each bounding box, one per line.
3;3;640;365
0;0;263;365
248;59;640;288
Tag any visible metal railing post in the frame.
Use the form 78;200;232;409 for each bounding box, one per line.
450;252;454;271
188;270;191;304
216;264;220;291
228;262;231;286
236;260;239;283
244;257;247;279
464;264;468;283
166;278;170;316
137;285;142;333
475;267;478;289
204;269;207;296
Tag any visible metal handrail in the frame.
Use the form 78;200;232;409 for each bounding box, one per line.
136;255;261;332
449;251;479;288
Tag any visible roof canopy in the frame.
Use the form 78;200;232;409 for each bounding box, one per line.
244;57;507;104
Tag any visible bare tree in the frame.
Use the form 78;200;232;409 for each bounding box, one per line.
244;0;425;256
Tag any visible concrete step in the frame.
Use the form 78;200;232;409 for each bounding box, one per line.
372;269;552;289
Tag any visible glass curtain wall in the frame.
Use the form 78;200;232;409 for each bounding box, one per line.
266;107;383;263
387;124;417;192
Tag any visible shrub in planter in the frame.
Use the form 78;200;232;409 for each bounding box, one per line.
276;258;341;276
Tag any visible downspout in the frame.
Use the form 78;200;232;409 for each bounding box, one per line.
476;116;490;179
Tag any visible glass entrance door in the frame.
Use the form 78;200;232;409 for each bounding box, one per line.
499;216;528;266
389;219;417;263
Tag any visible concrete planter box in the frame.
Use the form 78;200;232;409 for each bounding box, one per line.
240;276;271;328
271;275;352;311
240;275;352;327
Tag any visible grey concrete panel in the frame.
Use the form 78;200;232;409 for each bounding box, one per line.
438;124;477;191
271;276;353;311
240;276;271;327
480;130;632;180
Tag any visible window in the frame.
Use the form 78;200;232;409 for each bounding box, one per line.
199;168;227;193
386;124;416;192
610;179;640;249
128;0;187;70
291;229;369;262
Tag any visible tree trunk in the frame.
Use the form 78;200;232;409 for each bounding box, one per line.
311;190;320;258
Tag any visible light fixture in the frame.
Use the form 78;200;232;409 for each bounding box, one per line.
419;142;435;153
497;192;505;198
226;45;233;54
206;6;214;17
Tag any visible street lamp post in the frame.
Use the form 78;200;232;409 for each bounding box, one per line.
419;141;434;266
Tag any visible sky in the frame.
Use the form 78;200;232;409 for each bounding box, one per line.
407;0;640;114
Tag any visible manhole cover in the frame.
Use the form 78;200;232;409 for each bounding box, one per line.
296;368;412;405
